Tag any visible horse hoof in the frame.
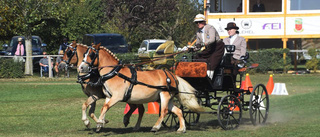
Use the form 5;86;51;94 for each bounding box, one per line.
133;127;140;131
84;121;90;128
150;127;158;132
176;130;186;134
96;124;102;132
124;122;129;127
177;128;186;133
105;119;109;124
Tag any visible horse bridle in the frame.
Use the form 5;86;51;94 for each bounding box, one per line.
82;46;99;70
63;45;78;65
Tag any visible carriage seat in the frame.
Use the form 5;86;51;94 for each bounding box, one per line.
219;45;235;68
155;41;175;55
175;62;207;77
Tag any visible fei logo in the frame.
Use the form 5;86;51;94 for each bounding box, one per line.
294;18;304;32
263;23;281;30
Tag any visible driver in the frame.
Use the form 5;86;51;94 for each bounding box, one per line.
192;14;225;79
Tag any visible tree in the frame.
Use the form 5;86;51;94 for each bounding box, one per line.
1;0;78;75
61;0;104;43
102;0;203;51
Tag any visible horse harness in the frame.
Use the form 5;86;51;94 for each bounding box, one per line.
63;45;78;65
79;47;179;102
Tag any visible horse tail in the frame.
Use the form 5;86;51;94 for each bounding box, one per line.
176;76;204;112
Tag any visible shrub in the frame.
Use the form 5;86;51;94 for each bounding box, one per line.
305;48;319;73
116;52;140;64
248;48;292;73
0;58;25;78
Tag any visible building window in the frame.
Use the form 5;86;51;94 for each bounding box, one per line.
290;0;320;10
249;0;282;12
209;0;243;13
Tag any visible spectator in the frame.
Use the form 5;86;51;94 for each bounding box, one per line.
39;52;53;76
12;37;26;62
252;0;265;12
237;2;242;12
59;38;69;54
54;50;68;77
55;50;63;77
192;14;225;79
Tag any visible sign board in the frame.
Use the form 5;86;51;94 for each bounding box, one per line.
208;18;284;37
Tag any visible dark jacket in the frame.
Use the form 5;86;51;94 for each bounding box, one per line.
252;4;265;12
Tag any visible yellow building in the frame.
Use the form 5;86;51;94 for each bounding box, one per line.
203;0;320;68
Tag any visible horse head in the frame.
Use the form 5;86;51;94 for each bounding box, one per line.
62;41;78;65
78;43;101;73
78;43;119;74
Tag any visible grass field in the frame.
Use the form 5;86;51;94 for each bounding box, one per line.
0;74;319;137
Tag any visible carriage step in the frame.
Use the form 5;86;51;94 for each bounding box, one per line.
243;102;249;106
211;102;219;106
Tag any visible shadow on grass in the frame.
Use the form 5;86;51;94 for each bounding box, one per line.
77;116;257;135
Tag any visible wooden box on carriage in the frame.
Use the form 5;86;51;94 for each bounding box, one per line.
175;62;207;77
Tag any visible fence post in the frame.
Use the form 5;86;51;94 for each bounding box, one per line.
48;56;53;78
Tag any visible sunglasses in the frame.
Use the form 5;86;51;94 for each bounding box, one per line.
195;21;203;24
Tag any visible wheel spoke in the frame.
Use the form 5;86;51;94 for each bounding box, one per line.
230;114;240;124
164;114;171;124
218;95;241;130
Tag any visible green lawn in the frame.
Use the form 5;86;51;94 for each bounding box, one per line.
0;74;319;137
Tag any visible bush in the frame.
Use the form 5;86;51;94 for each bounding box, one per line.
0;58;25;78
116;52;140;64
305;48;319;73
247;48;292;73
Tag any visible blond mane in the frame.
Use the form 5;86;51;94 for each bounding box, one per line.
99;46;119;61
77;43;89;48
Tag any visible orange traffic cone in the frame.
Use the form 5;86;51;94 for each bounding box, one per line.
229;100;240;111
242;73;253;92
124;104;138;114
240;81;246;90
266;74;274;95
146;102;160;114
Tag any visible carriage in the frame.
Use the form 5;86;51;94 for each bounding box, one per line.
161;44;269;130
138;40;176;70
69;42;269;132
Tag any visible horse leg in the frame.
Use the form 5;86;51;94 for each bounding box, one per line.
96;98;118;132
168;100;186;133
133;104;145;131
151;92;170;132
88;101;109;125
123;104;137;127
64;68;68;77
82;96;99;128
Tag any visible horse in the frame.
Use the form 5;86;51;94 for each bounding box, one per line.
61;42;144;131
78;43;204;133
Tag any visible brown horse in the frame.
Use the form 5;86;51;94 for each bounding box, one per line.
78;44;204;133
62;42;144;131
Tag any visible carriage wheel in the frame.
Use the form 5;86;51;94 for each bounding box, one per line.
161;98;200;129
181;105;200;126
249;84;269;126
217;94;242;130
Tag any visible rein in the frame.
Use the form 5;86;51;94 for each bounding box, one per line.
94;50;188;70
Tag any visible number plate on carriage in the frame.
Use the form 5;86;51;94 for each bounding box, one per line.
175;62;207;77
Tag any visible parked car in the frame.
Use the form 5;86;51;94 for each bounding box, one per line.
138;39;168;54
1;36;47;66
82;33;130;53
